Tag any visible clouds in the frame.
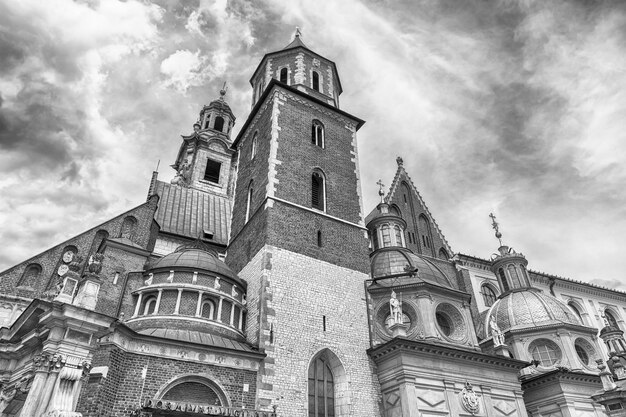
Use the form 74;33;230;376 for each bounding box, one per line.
1;0;626;291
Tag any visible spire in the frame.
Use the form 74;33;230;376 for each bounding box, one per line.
283;26;308;50
488;212;531;292
376;179;385;204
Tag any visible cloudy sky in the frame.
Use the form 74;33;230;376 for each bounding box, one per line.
1;0;625;289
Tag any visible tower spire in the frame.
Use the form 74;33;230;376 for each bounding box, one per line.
376;179;385;204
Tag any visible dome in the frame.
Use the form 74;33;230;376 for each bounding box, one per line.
485;288;581;336
370;248;453;289
150;243;244;287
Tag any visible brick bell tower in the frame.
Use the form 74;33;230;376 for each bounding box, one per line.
226;30;381;416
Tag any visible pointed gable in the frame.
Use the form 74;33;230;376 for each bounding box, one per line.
385;157;453;259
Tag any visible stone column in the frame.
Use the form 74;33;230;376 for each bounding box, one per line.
217;297;223;322
195;292;204;317
133;292;144;317
154;289;163;314
238;307;244;330
230;303;235;326
18;354;51;417
45;357;91;416
34;354;65;416
174;289;183;315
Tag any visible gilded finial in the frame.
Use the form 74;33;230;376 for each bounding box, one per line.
219;82;227;99
396;156;403;166
376;179;385;203
489;212;503;246
295;26;302;38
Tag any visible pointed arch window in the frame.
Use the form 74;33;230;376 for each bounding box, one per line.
251;132;258;159
280;67;288;84
312;171;326;211
312;71;320;92
214;116;225;132
308;357;334;417
246;181;254;223
438;248;449;260
311;120;324;148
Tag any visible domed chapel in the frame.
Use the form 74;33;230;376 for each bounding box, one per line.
2;30;626;417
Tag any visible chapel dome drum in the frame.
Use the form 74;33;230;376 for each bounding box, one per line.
126;242;248;342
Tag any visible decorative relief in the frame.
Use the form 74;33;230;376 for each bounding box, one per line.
460;382;480;415
416;390;445;408
384;391;400;407
493;399;516;416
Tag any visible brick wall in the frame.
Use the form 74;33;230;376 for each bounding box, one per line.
238;245;381;416
77;345;257;417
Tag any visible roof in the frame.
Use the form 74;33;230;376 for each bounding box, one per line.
150;245;243;286
370;248;455;289
137;327;259;354
283;34;308;50
153;181;231;246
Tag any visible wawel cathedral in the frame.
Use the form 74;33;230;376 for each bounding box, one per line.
2;32;626;417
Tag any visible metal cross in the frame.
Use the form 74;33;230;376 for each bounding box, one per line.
376;179;385;203
489;212;503;246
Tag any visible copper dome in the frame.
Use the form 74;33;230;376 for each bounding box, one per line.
370;248;453;289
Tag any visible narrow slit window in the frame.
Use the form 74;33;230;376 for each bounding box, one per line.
312;172;325;211
312;71;320;91
317;230;322;247
251;132;258;159
204;159;221;183
246;181;253;223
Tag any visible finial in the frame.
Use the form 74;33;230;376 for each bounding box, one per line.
376;179;385;203
219;82;227;99
295;26;302;39
489;212;503;246
396;156;403;166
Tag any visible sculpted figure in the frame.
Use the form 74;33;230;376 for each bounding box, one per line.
490;316;505;346
171;159;192;187
389;290;402;325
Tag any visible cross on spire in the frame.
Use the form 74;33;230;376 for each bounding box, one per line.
376;179;385;203
489;212;503;246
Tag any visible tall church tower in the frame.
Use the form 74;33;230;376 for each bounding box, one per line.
226;31;381;416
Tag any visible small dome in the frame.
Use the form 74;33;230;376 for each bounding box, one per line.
485;288;581;337
370;248;453;289
150;243;244;287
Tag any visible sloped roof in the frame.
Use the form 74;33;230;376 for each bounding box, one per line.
386;161;453;255
283;34;308;50
153;181;231;245
137;328;257;353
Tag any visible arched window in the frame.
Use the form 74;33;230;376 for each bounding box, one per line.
311;120;324;148
143;296;157;315
251;132;258;159
89;230;109;255
418;215;433;254
507;264;521;288
308;357;334;417
246;181;253;223
438;248;449;260
529;339;562;367
568;302;583;322
498;268;510;292
214;116;225;132
393;225;403;247
381;225;391;248
18;263;42;288
120;216;138;240
201;299;215;320
389;205;401;216
312;71;320;91
159;378;226;407
312;171;325;211
605;310;620;329
480;284;497;307
204;114;211;129
371;230;379;250
280;67;288;84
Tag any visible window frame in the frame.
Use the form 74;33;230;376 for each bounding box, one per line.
311;120;325;148
204;159;222;184
311;171;326;212
308;357;334;417
480;283;498;307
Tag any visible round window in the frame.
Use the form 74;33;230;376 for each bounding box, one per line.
574;338;597;367
528;339;562;367
435;303;466;342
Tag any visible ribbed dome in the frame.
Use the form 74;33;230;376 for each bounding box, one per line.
150;243;243;287
485;288;581;335
371;248;453;288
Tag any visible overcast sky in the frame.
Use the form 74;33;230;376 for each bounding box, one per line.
1;0;625;290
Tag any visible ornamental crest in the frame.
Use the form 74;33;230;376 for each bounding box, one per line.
460;382;480;415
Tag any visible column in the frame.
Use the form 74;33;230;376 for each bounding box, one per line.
217;297;223;322
34;355;65;416
230;303;236;326
19;355;51;417
174;289;183;315
154;289;163;314
238;307;244;330
195;292;204;317
133;292;143;317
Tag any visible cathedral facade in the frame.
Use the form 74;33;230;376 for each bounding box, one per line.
2;33;626;417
